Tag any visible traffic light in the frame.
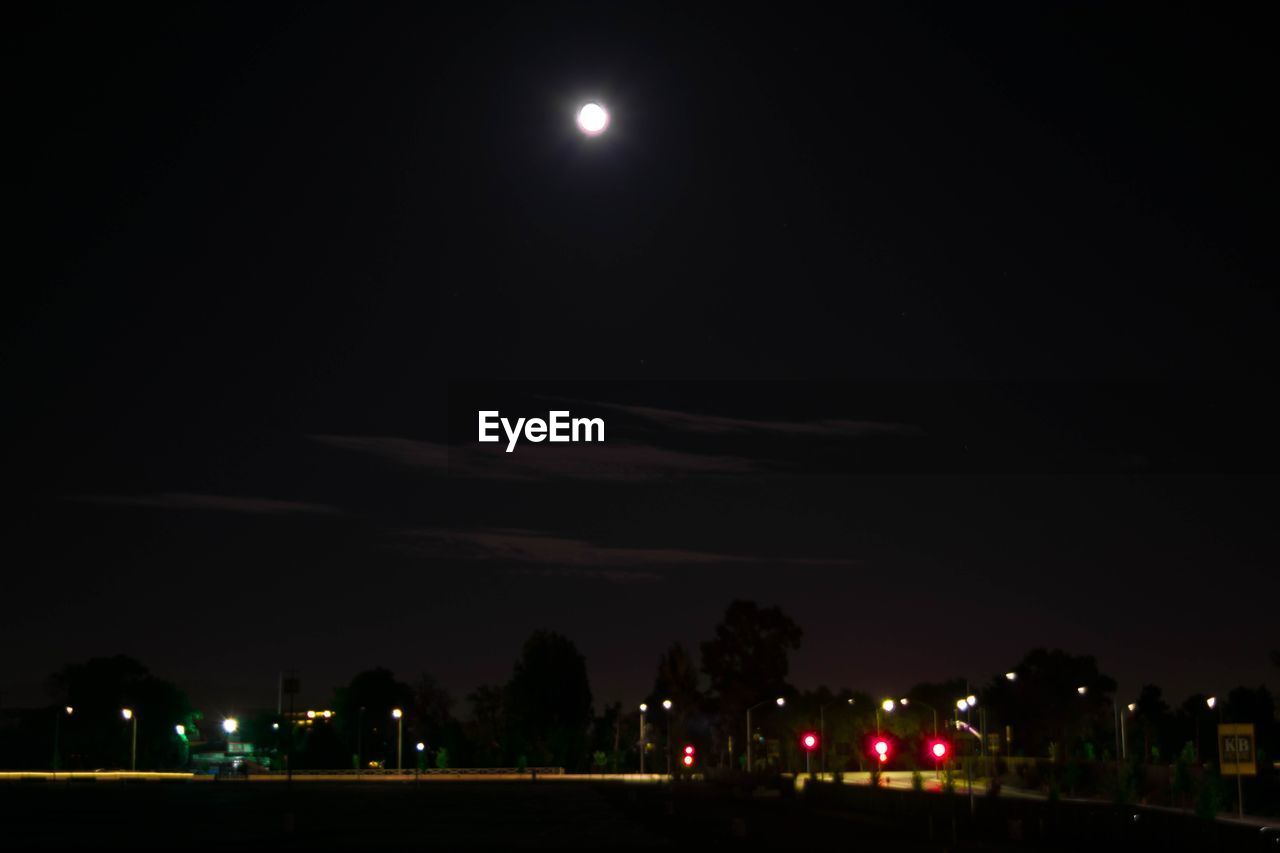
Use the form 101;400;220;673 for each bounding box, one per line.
872;738;890;763
682;745;695;767
801;732;819;751
929;740;950;761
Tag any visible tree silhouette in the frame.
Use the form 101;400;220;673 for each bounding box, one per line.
700;600;802;766
506;630;593;769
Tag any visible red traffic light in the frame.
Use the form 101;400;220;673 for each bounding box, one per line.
682;754;694;767
930;740;949;760
873;738;890;762
683;745;695;756
801;732;819;751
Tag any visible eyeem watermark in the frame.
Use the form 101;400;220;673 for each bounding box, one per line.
478;410;605;452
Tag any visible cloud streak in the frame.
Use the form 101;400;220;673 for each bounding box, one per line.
309;434;758;481
546;400;924;438
397;528;857;583
70;493;341;515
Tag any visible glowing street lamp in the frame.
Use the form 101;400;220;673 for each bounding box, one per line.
638;703;648;774
576;102;609;136
1005;672;1017;682
175;724;185;737
53;705;74;774
660;699;674;775
1076;686;1088;696
222;718;238;736
1206;696;1217;710
872;697;898;736
391;708;404;771
121;708;137;771
745;697;785;773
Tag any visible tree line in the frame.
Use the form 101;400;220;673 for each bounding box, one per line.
3;601;1276;794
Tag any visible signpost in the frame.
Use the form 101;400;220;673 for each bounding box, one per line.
1217;723;1255;819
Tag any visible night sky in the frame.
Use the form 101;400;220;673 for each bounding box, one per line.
6;3;1277;713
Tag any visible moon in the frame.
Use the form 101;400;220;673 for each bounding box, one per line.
576;102;609;136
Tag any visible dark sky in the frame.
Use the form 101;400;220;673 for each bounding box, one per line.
6;3;1277;714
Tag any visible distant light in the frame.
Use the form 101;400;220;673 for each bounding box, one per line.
223;718;238;735
682;754;694;767
576;102;609;136
874;739;889;756
931;741;948;759
175;725;185;737
1005;672;1017;681
956;699;969;712
306;710;317;719
272;722;280;730
684;745;695;756
1127;703;1137;712
881;699;895;713
1206;696;1216;710
802;733;818;751
639;703;648;713
416;742;425;752
1076;686;1088;696
322;710;332;719
846;698;855;705
966;695;977;706
775;697;786;707
121;708;133;720
662;699;672;710
392;708;403;719
899;698;909;707
65;706;74;715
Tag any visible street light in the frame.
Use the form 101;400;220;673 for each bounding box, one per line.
904;697;939;739
175;724;185;737
1005;672;1017;682
745;697;785;773
121;708;137;771
876;698;897;736
223;718;238;736
638;703;648;773
391;708;403;771
53;705;74;774
1206;696;1217;710
658;699;674;774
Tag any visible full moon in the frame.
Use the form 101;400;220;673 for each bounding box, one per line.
576;102;609;136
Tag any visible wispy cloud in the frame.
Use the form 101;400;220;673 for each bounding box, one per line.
70;493;341;515
544;400;924;438
396;527;856;583
309;435;757;481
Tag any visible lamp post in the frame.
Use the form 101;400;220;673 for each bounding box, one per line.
121;708;137;771
53;706;73;774
876;698;895;736
662;699;674;770
391;708;403;771
638;703;649;773
900;697;938;738
746;697;785;773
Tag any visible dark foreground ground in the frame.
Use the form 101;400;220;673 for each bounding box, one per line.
0;779;1275;850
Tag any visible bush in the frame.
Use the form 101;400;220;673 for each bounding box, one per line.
911;770;924;792
1196;768;1224;820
